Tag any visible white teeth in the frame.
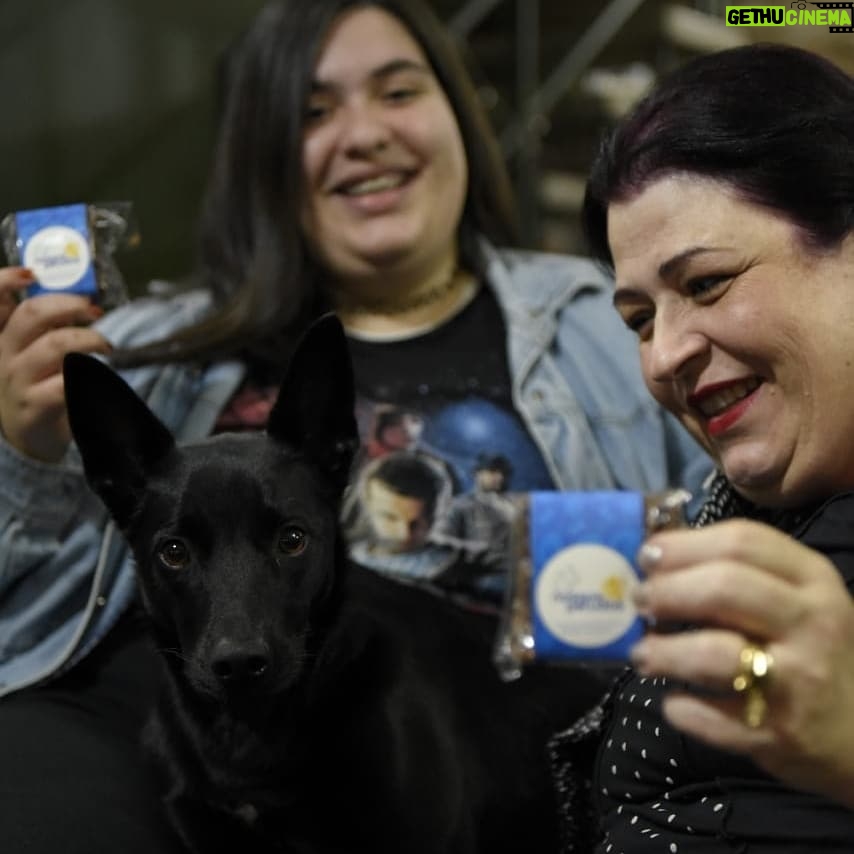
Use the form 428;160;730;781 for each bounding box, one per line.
343;174;405;195
697;378;760;417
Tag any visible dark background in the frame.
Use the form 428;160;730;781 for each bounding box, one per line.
1;0;850;294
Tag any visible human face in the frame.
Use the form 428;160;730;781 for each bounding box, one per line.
475;468;505;493
364;478;432;552
300;6;468;287
609;174;854;507
378;414;423;451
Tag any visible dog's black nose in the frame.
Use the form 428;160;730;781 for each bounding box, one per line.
210;637;271;683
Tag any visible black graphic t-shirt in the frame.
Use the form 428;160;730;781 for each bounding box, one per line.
214;286;555;610
343;285;554;609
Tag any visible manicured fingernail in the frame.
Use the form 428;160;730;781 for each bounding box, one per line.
637;542;663;571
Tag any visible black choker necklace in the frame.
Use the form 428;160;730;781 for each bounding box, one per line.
336;271;469;316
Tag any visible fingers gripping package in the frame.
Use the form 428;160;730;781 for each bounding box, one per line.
0;202;138;309
494;489;690;681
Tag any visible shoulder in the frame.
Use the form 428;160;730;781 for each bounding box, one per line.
494;246;610;282
482;243;615;317
486;243;611;291
483;244;629;340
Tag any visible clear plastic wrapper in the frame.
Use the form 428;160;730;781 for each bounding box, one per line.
0;201;139;309
494;489;691;681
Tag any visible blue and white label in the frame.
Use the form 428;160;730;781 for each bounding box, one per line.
16;204;97;298
535;543;639;648
529;491;645;660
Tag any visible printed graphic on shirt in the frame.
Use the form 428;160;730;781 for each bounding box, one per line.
342;393;554;608
215;288;557;611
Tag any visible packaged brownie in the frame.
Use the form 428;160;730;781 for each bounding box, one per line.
494;489;691;681
0;201;139;309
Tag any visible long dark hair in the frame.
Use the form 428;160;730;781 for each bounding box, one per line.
582;43;854;267
114;0;516;369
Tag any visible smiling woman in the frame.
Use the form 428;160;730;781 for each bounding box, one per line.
608;175;854;508
0;1;711;852
298;7;469;319
565;42;854;853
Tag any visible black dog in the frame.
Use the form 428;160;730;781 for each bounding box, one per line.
64;316;610;854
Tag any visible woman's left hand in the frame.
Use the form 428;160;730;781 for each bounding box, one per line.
631;518;854;807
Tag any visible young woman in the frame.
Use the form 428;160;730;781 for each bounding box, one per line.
0;1;707;850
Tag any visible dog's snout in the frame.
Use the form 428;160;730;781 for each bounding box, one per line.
210;637;271;683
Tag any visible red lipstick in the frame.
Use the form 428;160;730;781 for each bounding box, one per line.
689;380;762;438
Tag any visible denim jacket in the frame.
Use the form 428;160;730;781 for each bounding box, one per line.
0;242;709;697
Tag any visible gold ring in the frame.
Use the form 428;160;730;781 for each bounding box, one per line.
732;643;774;728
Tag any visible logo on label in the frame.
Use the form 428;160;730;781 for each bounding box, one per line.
534;543;638;648
23;226;91;290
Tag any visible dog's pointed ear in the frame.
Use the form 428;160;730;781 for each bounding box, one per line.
64;353;176;528
267;314;358;489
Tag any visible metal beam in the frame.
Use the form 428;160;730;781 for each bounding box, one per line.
448;0;506;38
500;0;649;155
514;0;541;243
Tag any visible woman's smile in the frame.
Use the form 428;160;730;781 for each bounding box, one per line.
333;167;417;214
689;377;763;437
609;175;854;506
332;164;416;196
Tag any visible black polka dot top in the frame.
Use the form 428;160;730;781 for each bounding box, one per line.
591;670;854;852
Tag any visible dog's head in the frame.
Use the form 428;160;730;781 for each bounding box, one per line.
64;314;358;705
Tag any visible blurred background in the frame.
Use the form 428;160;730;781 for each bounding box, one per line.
1;0;852;293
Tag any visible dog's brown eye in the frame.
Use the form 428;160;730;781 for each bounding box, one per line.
277;526;307;556
157;539;190;570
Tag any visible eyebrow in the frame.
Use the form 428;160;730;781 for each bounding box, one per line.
612;245;725;307
657;246;721;280
311;58;432;92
